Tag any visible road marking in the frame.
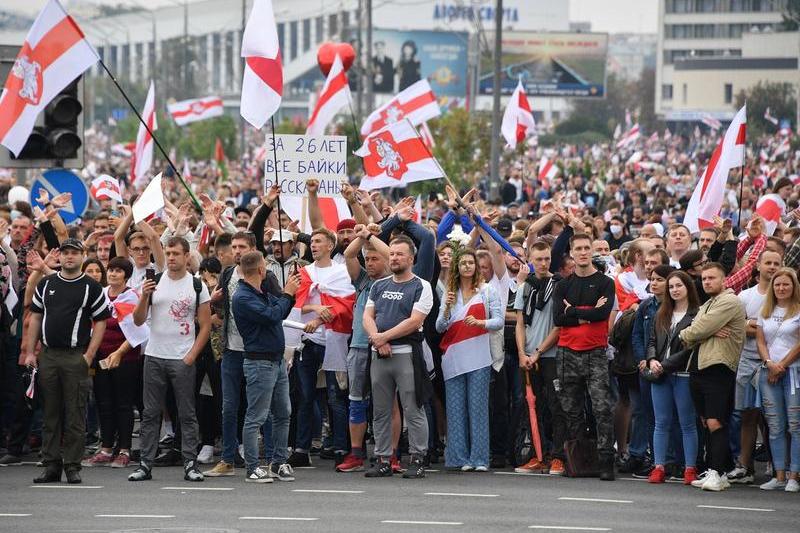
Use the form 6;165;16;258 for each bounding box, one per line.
424;492;498;498
381;520;463;526
494;471;551;477
529;527;611;532
558;497;632;504
620;477;682;484
240;517;319;521
697;505;774;512
0;513;32;517
292;489;364;494
161;486;234;491
295;466;316;469
95;514;175;519
29;485;104;489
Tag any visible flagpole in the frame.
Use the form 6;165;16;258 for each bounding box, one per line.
269;115;286;287
98;61;201;211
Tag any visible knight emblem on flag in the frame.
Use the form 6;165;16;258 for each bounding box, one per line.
373;135;406;179
12;56;42;105
382;105;403;125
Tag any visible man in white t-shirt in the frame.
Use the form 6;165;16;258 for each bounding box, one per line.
728;249;782;484
128;236;211;483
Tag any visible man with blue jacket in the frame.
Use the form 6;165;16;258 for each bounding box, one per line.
232;251;300;484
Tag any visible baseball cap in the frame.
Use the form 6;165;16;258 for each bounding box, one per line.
270;231;294;243
59;238;85;252
496;218;513;238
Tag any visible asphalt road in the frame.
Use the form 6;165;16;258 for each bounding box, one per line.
0;459;796;533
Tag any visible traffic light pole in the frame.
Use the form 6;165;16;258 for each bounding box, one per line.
97;60;201;211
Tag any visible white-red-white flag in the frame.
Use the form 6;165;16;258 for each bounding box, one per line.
772;136;791;160
684;104;747;233
647;131;658;144
90;174;122;203
755;193;785;236
131;81;156;186
240;0;282;129
538;156;557;188
412;194;423;223
625;108;632;129
306;54;350;136
702;114;722;131
0;0;98;156
108;287;149;347
168;96;223;126
439;290;493;381
279;195;351;233
361;79;440;138
419;121;435;149
501;80;535;149
355;119;443;190
616;123;640;149
764;107;779;126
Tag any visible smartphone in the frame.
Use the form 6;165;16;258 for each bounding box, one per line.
145;268;156;283
99;358;109;370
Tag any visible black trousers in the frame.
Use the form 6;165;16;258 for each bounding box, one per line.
94;358;138;450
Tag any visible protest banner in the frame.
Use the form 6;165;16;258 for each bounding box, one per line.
263;134;348;197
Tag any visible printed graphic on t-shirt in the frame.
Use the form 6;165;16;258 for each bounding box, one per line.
170;296;194;336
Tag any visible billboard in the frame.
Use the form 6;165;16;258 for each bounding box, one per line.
479;32;608;98
369;29;469;107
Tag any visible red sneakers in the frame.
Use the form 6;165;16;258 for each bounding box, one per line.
648;466;666;484
683;467;698;485
335;454;364;472
390;457;404;474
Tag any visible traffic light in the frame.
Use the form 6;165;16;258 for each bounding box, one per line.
0;44;85;169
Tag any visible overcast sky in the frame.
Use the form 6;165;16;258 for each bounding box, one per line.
6;0;660;34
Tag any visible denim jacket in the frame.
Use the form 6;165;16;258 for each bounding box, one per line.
231;279;294;357
632;296;660;363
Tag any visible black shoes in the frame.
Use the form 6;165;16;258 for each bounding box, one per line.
65;468;81;484
599;459;616;481
490;456;507;469
33;468;62;484
287;452;311;468
153;448;182;467
402;456;425;479
0;453;21;466
364;459;393;478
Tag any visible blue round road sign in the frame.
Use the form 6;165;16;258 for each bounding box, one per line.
29;169;89;225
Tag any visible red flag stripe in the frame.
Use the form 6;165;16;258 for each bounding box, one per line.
439;303;488;352
368;91;437;135
246;55;283;96
0;15;87;138
170;98;223;118
318;197;343;230
362;137;431;178
308;70;347;126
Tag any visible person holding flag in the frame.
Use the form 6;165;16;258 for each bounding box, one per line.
81;257;146;470
436;246;504;472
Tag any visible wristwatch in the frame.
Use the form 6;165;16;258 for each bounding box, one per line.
366;233;373;241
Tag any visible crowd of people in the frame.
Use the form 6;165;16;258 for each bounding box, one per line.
0;124;799;496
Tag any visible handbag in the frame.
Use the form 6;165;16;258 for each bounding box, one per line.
563;436;600;478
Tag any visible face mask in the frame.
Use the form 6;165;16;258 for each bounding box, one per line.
10;209;21;221
610;225;623;236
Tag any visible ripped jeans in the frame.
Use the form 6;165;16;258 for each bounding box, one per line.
760;368;800;473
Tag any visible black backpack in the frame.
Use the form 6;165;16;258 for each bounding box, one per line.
153;272;203;316
609;308;638;375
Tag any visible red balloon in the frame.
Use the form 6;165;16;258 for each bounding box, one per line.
317;42;355;76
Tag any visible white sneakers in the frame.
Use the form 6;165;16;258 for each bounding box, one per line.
197;445;215;464
246;466;273;483
786;479;800;493
726;465;754;485
691;469;730;491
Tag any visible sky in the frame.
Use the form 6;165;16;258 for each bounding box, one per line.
6;0;660;34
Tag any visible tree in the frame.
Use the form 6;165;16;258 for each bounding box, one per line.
182;116;239;160
782;0;800;30
734;81;796;138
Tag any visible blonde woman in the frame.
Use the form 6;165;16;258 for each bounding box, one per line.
756;267;800;492
436;247;503;471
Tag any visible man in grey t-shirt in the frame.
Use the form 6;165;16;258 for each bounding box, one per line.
513;241;566;475
363;236;433;479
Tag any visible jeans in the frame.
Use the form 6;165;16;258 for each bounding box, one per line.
220;350;245;463
651;374;698;468
296;342;347;452
628;375;653;459
445;366;491;468
242;358;291;473
760;369;800;473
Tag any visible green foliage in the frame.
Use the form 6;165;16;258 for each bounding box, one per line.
735;81;796;138
426;108;491;189
782;0;800;30
538;131;609;146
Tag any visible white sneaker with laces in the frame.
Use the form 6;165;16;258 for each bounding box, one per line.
760;477;787;491
726;465;753;484
701;470;729;492
691;469;712;488
270;463;295;482
197;445;214;464
785;479;799;493
246;466;273;483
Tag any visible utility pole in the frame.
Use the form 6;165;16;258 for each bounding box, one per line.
356;0;363;122
365;0;373;115
240;0;247;159
183;0;189;93
489;0;503;200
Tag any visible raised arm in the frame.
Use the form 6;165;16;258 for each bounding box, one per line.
137;219;165;271
307;179;323;230
114;205;133;259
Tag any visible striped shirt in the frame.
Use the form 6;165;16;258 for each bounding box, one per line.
30;273;110;349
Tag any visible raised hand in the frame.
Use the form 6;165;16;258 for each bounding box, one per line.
50;192;72;209
264;184;280;207
36;188;50;206
306;179;319;195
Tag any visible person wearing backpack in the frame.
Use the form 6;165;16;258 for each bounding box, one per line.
128;236;211;482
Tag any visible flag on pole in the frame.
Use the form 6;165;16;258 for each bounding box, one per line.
167;96;223;126
501;79;535;149
360;79;440;138
439;290;493;381
419;121;435;149
773;136;791;160
355;119;444;190
538;156;557;188
701;114;722;131
616;123;640;149
683;104;747;233
132;173;165;223
755;193;785;236
240;0;282;129
412;194;423;223
182;158;192;183
108;287;149;347
131;81;156;186
625;108;632;129
694;125;701;138
764;107;779;126
647;131;658;144
279;195;351;233
0;0;98;156
306;54;350;136
90;174;122;203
